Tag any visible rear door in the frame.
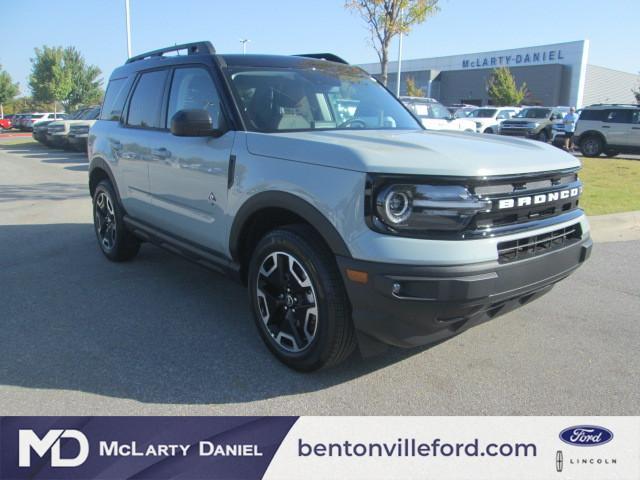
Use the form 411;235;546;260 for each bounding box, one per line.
117;68;170;219
146;65;235;253
602;109;634;147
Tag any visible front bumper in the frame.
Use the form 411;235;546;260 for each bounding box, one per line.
46;133;68;147
337;234;592;351
499;127;537;138
68;134;88;151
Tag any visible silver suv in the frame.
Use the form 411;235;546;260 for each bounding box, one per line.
575;104;640;157
88;42;592;371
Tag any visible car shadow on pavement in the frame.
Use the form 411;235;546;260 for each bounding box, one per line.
0;183;88;202
0;223;426;406
0;142;87;165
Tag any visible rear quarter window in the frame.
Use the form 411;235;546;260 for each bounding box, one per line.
100;76;133;121
579;109;606;121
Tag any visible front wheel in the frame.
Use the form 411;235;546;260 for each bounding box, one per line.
92;180;140;261
248;225;356;371
537;130;549;142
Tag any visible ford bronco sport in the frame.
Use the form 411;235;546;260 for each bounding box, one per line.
88;42;592;371
575;104;640;157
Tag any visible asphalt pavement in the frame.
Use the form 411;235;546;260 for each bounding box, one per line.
0;139;638;415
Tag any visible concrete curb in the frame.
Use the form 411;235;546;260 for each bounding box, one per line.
588;211;640;243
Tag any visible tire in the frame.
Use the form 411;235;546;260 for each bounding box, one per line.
248;224;356;371
604;150;619;158
484;127;494;134
537;129;549;142
92;180;140;261
580;135;604;157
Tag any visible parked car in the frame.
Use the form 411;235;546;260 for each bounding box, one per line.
68;107;101;152
23;112;67;131
447;104;479;118
32;109;86;144
499;107;567;142
466;107;520;134
574;104;640;157
12;113;29;130
0;117;12;131
89;42;591;371
46;107;99;148
400;97;476;132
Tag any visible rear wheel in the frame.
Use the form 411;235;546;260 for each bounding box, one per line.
483;127;494;134
92;180;140;261
248;225;356;371
580;135;604;157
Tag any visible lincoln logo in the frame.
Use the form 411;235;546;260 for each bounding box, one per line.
497;187;581;210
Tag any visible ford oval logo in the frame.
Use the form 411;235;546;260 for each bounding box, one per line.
559;425;613;447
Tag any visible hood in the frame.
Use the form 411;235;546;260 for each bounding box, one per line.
245;129;580;177
70;120;96;128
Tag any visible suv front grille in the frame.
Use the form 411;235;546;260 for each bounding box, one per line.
469;170;581;234
497;223;582;264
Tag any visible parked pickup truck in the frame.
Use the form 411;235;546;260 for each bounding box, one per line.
89;42;592;371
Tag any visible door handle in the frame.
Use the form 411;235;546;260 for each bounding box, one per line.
151;148;171;159
602;125;610;128
632;127;640;130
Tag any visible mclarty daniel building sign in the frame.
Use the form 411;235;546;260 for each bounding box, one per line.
359;40;592;107
461;48;566;69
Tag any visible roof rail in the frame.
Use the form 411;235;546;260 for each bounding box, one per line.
294;53;349;64
588;103;639;107
126;41;215;64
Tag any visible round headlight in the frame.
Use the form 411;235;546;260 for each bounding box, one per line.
384;190;412;224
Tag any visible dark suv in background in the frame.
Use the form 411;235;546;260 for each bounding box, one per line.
499;107;567;142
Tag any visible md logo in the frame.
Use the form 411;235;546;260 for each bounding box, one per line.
19;429;89;467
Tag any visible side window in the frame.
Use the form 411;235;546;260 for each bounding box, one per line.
167;67;223;128
126;70;168;128
497;110;509;119
604;109;633;124
632;111;640;124
100;77;133;121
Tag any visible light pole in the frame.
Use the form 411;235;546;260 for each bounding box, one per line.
395;7;403;97
240;39;250;54
125;0;132;58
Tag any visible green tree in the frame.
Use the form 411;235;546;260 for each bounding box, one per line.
29;46;72;114
29;45;103;114
405;76;424;97
487;67;528;106
62;47;103;110
346;0;439;86
0;65;20;118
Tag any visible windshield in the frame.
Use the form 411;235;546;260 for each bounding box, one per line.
514;108;551;119
226;63;420;132
405;101;451;119
81;107;100;120
467;108;497;118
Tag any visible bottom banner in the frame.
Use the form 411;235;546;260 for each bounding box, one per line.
0;416;637;479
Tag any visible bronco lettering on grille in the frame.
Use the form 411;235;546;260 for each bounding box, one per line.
497;187;581;210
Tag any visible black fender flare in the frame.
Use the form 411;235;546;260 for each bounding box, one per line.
89;157;123;206
577;130;607;146
228;191;352;261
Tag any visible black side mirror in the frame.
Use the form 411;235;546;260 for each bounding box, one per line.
170;109;225;137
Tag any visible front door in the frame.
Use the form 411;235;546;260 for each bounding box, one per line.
146;66;235;254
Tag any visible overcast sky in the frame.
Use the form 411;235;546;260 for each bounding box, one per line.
2;0;639;96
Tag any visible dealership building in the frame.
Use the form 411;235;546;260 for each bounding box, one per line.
359;40;639;107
